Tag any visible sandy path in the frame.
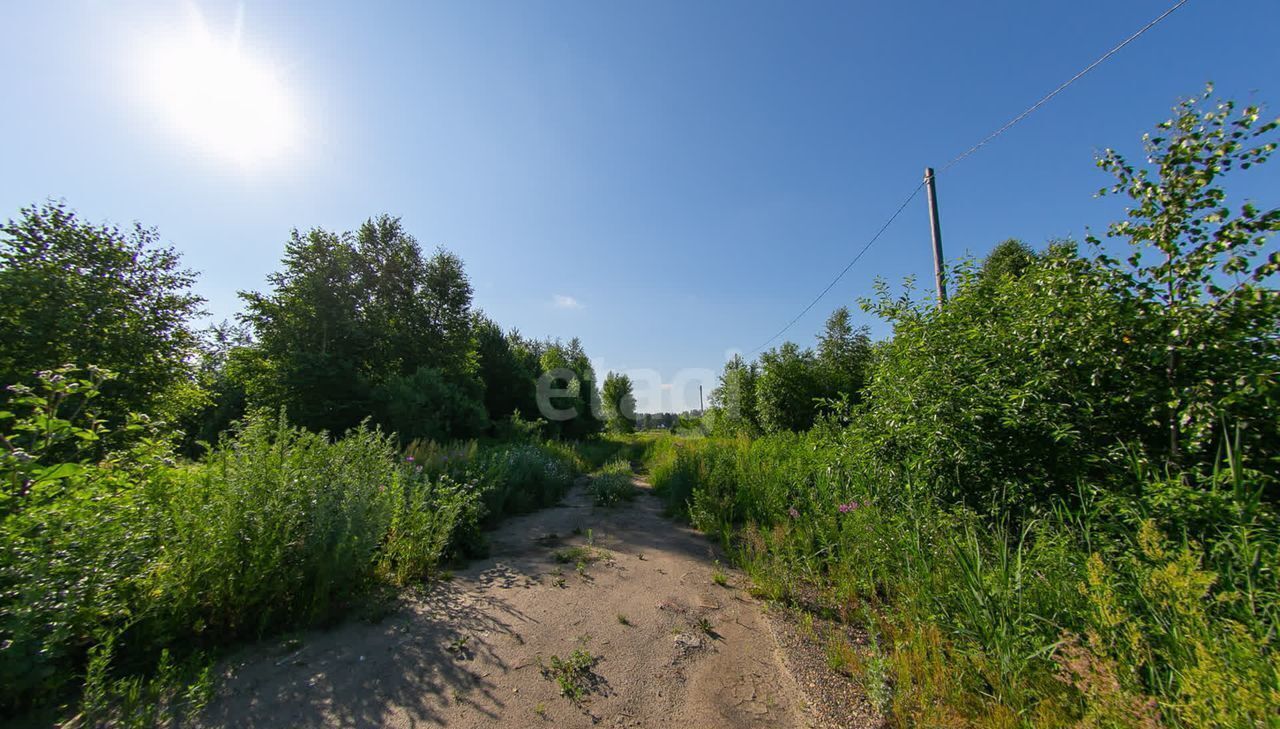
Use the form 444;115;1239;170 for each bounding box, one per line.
199;479;811;728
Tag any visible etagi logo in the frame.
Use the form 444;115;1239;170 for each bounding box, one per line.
533;355;735;421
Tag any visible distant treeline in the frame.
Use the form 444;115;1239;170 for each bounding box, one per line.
0;206;606;450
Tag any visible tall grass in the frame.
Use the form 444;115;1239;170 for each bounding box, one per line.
1;376;584;718
643;431;1280;727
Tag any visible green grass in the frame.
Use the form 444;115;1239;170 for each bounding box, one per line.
587;459;637;506
711;560;729;587
553;545;600;564
0;382;589;719
640;431;1280;727
538;648;601;702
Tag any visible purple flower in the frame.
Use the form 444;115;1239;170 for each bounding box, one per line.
404;456;415;463
788;507;800;519
838;500;860;514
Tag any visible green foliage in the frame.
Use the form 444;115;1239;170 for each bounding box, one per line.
174;321;254;456
239;216;486;437
854;247;1146;508
1091;84;1280;472
600;371;636;434
474;443;576;523
154;413;401;635
645;430;1280;726
816;306;872;405
849;87;1280;511
373;366;488;445
230;214;605;445
1;368;172;708
539;648;601;702
707;354;759;436
0;201;204;427
641;90;1280;727
537;337;604;440
0;370;581;716
755;342;822;433
588;459;636;506
474;315;539;422
379;472;483;585
978;238;1038;282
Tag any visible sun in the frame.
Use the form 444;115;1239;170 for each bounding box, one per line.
138;6;299;167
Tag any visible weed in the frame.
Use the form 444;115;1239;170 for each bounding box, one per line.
538;649;602;702
711;561;729;587
824;635;856;677
554;546;600;565
616;613;631;626
446;635;470;655
588;460;636;506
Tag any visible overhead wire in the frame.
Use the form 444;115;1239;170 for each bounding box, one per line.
941;0;1191;171
748;182;923;355
745;0;1192;355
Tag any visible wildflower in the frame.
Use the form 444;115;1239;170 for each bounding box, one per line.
405;455;415;463
838;500;860;514
788;507;800;519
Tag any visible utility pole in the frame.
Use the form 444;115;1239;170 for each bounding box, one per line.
924;167;947;306
698;385;704;414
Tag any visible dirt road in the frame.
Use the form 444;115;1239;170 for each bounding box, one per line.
199;479;813;728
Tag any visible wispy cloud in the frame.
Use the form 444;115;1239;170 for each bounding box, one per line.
552;294;583;310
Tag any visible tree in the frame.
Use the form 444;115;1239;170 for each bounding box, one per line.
849;88;1280;508
709;354;759;435
537;338;602;439
176;321;255;453
601;372;636;433
0;201;204;425
979;239;1038;283
239;226;371;434
1091;85;1280;469
815;307;872;404
474;314;538;421
239;216;487;438
755;342;822;433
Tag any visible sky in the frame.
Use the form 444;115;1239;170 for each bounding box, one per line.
2;0;1278;412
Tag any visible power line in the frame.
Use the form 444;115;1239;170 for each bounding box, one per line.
745;0;1191;356
748;182;923;355
942;0;1191;171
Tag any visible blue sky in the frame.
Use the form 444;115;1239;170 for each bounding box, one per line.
2;0;1278;411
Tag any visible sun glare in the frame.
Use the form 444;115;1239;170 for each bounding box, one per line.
139;8;299;167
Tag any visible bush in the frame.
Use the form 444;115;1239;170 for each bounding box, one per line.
588;460;636;506
374;366;488;444
0;371;541;716
149;413;400;637
635;92;1280;722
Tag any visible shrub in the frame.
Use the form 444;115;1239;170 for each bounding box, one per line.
588;459;636;506
0;371;539;715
